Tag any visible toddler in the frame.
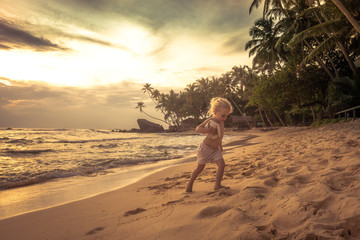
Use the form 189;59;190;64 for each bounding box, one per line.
186;97;233;192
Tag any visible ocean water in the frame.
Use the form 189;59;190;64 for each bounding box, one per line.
0;128;210;190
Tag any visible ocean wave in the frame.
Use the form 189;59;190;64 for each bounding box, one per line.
0;155;183;190
30;128;69;132
0;129;203;190
5;149;54;154
92;143;119;149
154;144;198;150
6;139;34;144
0;170;80;190
56;137;146;144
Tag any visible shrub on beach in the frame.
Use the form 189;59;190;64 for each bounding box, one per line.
311;118;347;128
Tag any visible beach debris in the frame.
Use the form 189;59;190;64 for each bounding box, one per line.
124;207;147;216
85;226;105;235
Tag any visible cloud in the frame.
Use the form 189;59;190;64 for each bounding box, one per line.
0;18;68;51
0;79;154;129
38;0;258;36
1;0;261;57
0;0;262;129
222;31;252;54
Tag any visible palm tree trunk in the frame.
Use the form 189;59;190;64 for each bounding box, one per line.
336;41;357;73
310;106;316;122
314;37;339;77
264;110;274;127
332;0;360;34
229;98;251;127
258;107;267;127
143;111;170;126
271;106;286;126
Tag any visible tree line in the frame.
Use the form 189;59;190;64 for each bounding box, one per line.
137;0;360;129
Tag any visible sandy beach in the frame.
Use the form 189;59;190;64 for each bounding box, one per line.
1;120;359;240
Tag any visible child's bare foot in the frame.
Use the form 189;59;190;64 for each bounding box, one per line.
214;185;230;191
186;183;193;193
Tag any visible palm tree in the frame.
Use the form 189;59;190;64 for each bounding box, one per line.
135;101;169;125
249;0;275;16
331;0;360;34
221;74;252;127
311;1;357;73
195;77;212;102
271;1;337;80
142;83;169;119
245;17;284;74
184;83;205;118
287;1;357;74
142;83;157;104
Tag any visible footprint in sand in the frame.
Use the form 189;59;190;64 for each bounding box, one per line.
242;186;268;199
163;195;190;206
349;163;360;173
196;205;231;219
324;173;355;192
307;159;328;171
303;196;332;216
147;181;182;194
346;139;359;147
339;214;360;239
286;166;301;173
286;175;312;188
263;177;279;187
206;188;234;198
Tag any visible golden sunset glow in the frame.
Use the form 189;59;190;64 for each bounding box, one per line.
0;0;261;129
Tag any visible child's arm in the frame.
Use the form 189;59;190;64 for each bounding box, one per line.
219;123;225;150
195;118;216;135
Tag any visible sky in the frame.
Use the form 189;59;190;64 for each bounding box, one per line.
0;0;261;130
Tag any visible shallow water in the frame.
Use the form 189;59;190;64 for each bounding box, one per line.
0;127;238;219
0;128;207;189
0;156;195;220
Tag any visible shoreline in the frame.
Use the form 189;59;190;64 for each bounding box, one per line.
0;153;198;220
0;132;242;220
1;121;359;240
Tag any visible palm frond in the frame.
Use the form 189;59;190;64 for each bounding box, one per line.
300;35;338;67
249;0;263;14
288;18;346;47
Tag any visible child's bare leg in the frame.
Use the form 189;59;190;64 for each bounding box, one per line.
214;159;227;190
186;164;205;192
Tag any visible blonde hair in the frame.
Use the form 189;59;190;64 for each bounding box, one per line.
208;97;233;116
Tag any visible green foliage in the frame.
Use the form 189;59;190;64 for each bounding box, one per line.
311;118;346;127
138;0;360;129
139;66;255;130
245;0;360;125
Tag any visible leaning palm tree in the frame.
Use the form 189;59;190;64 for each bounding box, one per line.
135;101;169;125
250;0;360;33
331;0;360;34
273;1;337;80
287;0;357;74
